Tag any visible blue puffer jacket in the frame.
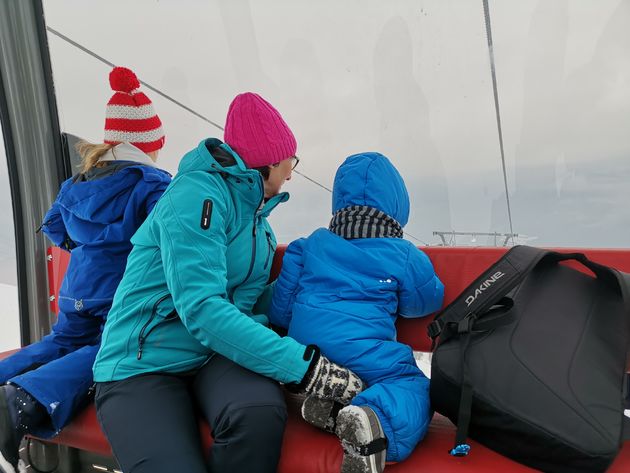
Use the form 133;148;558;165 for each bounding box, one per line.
270;152;444;462
0;143;171;437
41;143;172;309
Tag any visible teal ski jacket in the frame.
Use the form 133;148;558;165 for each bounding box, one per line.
93;138;310;383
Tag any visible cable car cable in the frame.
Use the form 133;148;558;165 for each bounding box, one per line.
292;170;331;193
481;0;515;244
45;27;223;131
45;26;429;245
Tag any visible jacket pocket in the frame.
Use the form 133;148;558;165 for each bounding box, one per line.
136;294;178;360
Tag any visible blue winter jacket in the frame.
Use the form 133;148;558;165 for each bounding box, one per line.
269;152;444;461
270;152;444;370
41;143;171;311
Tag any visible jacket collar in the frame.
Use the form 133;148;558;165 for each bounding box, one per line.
98;142;157;167
181;138;289;216
259;192;289;217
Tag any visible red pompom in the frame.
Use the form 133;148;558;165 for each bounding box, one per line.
109;67;140;93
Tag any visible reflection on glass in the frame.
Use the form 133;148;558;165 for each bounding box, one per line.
43;0;630;247
0;124;21;351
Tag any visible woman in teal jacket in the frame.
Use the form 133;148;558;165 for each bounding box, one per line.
93;93;363;473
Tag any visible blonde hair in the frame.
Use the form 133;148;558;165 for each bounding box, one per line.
75;141;115;174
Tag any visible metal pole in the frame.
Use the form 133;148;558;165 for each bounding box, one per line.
0;0;66;343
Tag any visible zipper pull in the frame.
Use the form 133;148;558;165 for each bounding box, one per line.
36;220;52;233
264;231;273;270
137;339;145;360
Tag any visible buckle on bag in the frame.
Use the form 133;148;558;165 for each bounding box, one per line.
428;319;444;339
457;313;477;334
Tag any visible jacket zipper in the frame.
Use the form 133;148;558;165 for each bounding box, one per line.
228;193;264;301
242;223;258;283
37;220;74;250
36;220;51;233
263;232;273;270
137;294;171;360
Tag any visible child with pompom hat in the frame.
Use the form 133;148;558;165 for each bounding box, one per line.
0;67;171;473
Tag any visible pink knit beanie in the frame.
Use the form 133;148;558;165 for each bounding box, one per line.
224;92;297;168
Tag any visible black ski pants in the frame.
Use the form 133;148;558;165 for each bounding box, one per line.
95;354;287;473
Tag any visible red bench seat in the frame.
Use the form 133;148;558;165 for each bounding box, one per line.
4;245;627;471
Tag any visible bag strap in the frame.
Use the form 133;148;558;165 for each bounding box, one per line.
448;297;519;457
429;246;630;344
543;252;630;367
428;245;551;344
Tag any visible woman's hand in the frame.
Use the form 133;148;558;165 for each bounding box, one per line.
290;345;365;405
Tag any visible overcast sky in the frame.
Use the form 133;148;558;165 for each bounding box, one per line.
3;0;630;284
38;0;630;248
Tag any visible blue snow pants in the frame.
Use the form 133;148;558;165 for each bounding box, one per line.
0;298;107;437
325;339;430;463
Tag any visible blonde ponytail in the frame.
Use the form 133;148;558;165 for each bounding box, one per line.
75;141;115;174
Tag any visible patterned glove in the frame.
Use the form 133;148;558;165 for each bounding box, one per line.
288;345;365;405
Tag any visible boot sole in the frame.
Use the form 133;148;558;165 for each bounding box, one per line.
301;396;340;433
336;406;386;473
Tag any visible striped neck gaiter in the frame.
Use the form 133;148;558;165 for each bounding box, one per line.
329;205;404;239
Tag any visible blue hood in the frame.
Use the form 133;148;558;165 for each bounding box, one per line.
56;165;164;226
332;152;410;227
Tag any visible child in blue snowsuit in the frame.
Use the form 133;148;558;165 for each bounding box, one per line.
0;67;171;473
270;152;444;473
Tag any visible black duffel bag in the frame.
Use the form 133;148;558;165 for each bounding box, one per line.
428;245;630;472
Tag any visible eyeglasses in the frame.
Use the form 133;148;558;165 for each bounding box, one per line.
272;156;300;170
291;155;300;170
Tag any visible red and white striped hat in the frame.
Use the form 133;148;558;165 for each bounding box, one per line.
104;67;165;153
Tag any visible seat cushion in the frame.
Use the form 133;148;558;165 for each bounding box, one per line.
37;388;629;473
